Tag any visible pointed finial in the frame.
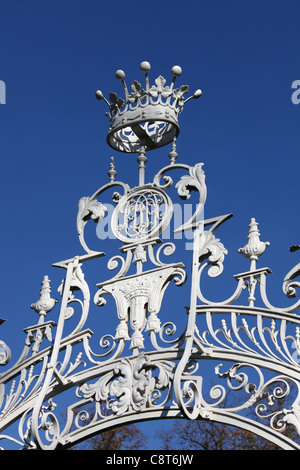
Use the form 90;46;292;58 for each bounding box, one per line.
137;146;147;186
108;156;117;182
169;138;178;165
238;218;270;271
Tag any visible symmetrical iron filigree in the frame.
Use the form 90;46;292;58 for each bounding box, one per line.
0;63;299;450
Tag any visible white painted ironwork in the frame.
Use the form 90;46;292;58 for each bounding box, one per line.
0;62;299;450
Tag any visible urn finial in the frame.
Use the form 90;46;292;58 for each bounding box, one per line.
238;218;270;271
31;276;58;324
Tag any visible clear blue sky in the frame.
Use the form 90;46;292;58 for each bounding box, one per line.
0;0;299;449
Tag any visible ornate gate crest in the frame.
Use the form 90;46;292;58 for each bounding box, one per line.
0;62;300;450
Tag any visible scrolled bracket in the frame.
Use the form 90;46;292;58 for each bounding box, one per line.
77;180;130;255
152;162;207;233
259;246;300;313
0;340;11;366
77;196;107;254
283;258;300;301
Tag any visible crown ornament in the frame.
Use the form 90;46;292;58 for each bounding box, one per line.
96;61;202;153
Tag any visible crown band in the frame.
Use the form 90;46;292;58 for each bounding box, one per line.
107;104;179;153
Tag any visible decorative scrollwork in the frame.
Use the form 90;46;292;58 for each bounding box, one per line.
77;180;129;254
148;241;176;267
255;377;300;436
78;354;174;417
26;399;60;450
83;332;125;365
0;341;11;366
152;162;207;233
3;62;300;452
175;162;206;200
215;363;263;402
283;261;300;300
149;321;186;351
153;163;190;190
57;262;90;337
107;253;132;279
198;231;228;278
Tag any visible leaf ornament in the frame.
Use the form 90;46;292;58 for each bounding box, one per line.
128;81;147;103
149;76;172;99
174;163;207;233
77;197;107;254
173;85;189;111
109;92;125;115
176;163;206;201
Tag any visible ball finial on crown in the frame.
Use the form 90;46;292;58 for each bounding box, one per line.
95;61;202;154
171;65;182;77
140;61;151;73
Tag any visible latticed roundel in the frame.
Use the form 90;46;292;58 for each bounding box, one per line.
111;186;173;243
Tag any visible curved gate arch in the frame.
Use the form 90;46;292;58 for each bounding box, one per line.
0;63;299;450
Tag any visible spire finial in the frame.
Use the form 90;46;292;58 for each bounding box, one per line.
169;138;178;165
137;146;147;186
108;156;117;182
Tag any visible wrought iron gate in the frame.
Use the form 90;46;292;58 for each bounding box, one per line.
0;62;299;450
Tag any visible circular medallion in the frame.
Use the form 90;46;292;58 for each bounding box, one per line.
111;186;172;244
